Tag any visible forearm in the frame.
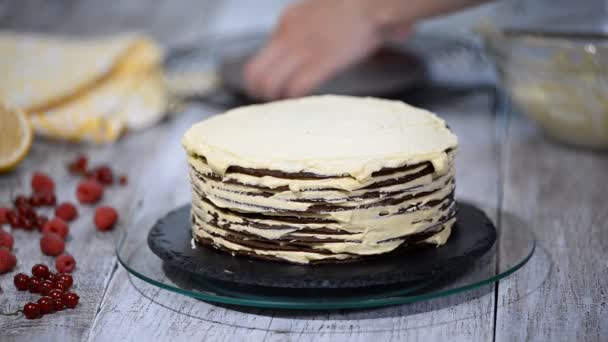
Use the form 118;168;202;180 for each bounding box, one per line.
361;0;491;35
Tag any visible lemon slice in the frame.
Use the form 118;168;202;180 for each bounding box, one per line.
0;105;32;173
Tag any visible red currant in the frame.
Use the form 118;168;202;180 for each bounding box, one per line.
23;302;41;319
119;175;128;185
63;292;79;309
94;166;114;185
13;273;30;291
49;288;64;301
47;272;58;283
22;217;35;230
35;215;49;231
32;264;50;278
37;296;54;315
17;204;35;218
57;273;73;288
53;298;65;311
7;211;20;228
40;280;55;296
30;193;45;207
54;280;68;292
28;276;42;293
42;192;56;206
68;154;88;175
14;195;29;208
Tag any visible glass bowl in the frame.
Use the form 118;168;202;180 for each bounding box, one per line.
482;29;608;149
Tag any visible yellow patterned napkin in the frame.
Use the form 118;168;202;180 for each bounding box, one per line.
0;32;168;143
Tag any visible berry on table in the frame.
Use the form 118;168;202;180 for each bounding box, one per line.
40;233;65;256
0;207;11;224
27;276;42;293
76;180;104;204
30;193;45;207
55;254;76;273
41;192;56;206
118;175;128;186
35;214;49;231
0;247;17;274
42;218;69;239
40;280;55;296
22;217;35;231
13;273;30;291
14;195;29;208
0;230;14;250
63;292;79;309
31;172;55;194
53;298;65;311
49;289;64;301
23;302;41;319
37;297;54;315
7;210;19;228
68;154;88;175
57;273;73;288
54;280;68;292
47;272;58;283
55;202;78;222
17;203;35;219
94;206;118;231
32;263;50;279
93;166;113;185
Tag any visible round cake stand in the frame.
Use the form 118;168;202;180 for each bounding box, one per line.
116;203;534;310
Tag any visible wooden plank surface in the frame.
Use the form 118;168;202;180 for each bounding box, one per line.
494;113;608;342
86;93;500;342
0;124;167;341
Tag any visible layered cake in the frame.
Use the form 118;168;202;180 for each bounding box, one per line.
182;95;458;264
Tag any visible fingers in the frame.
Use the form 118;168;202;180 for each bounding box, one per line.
244;40;284;100
245;43;336;100
283;57;337;99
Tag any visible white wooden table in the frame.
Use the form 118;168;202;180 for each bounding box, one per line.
1;1;606;341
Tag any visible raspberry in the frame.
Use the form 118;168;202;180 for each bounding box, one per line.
55;254;76;273
0;248;17;274
76;180;104;204
93;166;114;185
94;206;118;231
0;230;14;250
42;218;69;239
0;207;10;224
55;202;78;222
40;233;65;256
31;172;55;194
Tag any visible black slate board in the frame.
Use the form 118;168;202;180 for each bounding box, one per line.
148;202;496;289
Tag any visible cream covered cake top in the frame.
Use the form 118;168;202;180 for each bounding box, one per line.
182;95;458;181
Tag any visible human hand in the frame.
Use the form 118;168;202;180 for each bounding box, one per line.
244;0;389;100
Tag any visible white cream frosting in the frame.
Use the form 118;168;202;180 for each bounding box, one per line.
182;95;458;181
183;95;459;264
